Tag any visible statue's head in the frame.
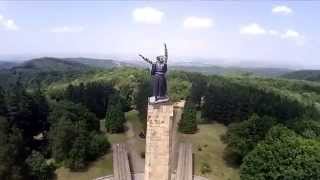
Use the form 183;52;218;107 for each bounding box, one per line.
156;56;165;63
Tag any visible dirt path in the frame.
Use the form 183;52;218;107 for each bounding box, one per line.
124;121;145;173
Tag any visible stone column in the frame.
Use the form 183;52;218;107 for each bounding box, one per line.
144;101;185;180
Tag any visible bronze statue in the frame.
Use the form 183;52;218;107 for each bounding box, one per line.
139;43;169;103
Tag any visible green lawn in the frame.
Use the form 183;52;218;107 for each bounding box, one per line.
179;123;240;180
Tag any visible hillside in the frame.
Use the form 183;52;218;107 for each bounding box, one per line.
0;61;18;70
65;57;133;69
171;65;292;77
282;70;320;82
13;57;91;72
0;57;95;88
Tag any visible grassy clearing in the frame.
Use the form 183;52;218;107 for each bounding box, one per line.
179;123;240;180
55;110;143;180
54;153;113;180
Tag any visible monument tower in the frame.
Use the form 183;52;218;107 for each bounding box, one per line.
144;101;185;180
97;44;198;180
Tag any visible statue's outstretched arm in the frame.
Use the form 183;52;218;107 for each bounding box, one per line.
139;54;153;64
164;43;168;63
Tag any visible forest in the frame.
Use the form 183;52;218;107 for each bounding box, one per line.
0;58;320;180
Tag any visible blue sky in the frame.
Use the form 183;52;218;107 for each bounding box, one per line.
0;1;320;68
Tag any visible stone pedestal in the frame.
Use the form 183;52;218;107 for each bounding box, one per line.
144;101;185;180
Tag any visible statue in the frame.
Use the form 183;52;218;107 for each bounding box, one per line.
139;43;169;104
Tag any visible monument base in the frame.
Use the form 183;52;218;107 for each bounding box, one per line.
144;101;185;180
149;96;170;104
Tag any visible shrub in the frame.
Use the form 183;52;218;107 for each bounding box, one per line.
105;102;126;133
178;101;197;134
88;133;110;160
26;151;55;180
225;114;276;158
200;162;212;174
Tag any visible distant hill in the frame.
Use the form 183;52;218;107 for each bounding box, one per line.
65;57;133;69
0;61;18;70
12;57;91;72
0;57;95;88
171;65;292;77
282;70;320;82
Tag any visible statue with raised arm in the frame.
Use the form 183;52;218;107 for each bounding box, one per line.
139;43;169;103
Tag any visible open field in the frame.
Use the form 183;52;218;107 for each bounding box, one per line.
179;123;240;180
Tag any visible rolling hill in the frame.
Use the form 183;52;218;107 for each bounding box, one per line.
0;57;96;88
65;57;133;69
171;65;292;77
0;61;18;70
282;70;320;82
12;57;91;72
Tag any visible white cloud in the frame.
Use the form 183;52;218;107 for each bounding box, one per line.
240;24;304;45
183;16;213;29
133;7;164;24
50;26;84;33
0;14;19;31
272;5;292;15
268;30;279;36
240;23;266;35
281;29;300;39
281;30;305;46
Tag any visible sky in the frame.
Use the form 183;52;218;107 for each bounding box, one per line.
0;1;320;69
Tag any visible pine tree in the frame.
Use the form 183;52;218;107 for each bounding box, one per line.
178;101;198;134
105;101;125;133
26;151;55;180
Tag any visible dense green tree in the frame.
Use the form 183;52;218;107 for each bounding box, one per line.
0;86;6;116
225;114;277;158
48;101;99;132
290;119;320;140
134;77;152;131
202;81;306;125
168;78;191;101
105;101;125;133
31;88;50;133
26;151;55;180
64;82;114;118
0;117;26;180
178;100;197;134
5;80;50;152
48;101;109;170
66;128;89;169
240;125;320;180
88;133;110;160
188;73;207;108
49;117;76;162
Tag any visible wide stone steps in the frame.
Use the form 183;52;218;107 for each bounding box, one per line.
176;143;193;180
112;143;132;180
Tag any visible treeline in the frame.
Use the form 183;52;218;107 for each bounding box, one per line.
202;79;312;124
2;66;320;179
0;81;54;179
199;77;320;179
0;80;113;179
48;101;109;170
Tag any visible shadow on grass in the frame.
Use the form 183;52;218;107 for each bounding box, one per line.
222;147;242;169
